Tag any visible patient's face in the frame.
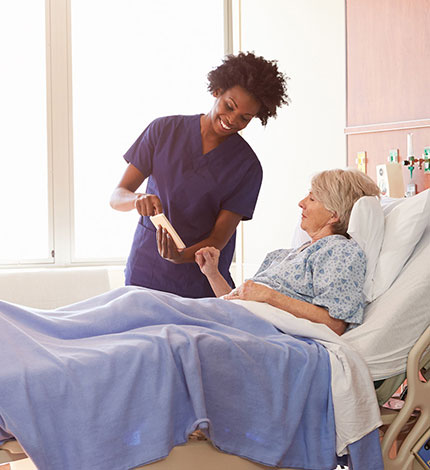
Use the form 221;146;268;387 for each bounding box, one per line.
298;192;335;238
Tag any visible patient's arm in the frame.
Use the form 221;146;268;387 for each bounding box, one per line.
225;280;346;335
195;247;233;297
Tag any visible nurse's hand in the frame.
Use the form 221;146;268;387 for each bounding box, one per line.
195;247;220;278
156;227;184;263
224;280;271;303
134;193;163;216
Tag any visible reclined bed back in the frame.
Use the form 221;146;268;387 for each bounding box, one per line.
343;209;430;381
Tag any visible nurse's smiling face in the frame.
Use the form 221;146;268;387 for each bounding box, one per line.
208;85;261;137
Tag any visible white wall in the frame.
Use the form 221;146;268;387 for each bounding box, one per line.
236;0;346;279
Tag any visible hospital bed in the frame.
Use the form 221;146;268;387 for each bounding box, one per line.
0;192;429;470
4;335;428;470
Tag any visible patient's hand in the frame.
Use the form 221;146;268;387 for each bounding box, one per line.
195;247;220;277
224;280;271;303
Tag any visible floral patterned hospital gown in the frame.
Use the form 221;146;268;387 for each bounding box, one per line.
250;235;366;328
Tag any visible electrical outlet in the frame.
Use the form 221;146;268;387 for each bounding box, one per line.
389;149;399;163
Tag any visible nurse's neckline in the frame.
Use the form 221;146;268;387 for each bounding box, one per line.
199;113;235;156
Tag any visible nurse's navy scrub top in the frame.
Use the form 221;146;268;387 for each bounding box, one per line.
123;114;263;298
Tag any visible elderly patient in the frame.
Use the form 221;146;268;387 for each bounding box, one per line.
195;168;380;335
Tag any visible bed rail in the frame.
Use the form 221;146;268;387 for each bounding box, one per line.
380;324;430;470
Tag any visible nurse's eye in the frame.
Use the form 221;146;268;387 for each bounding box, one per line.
241;115;251;123
225;102;234;111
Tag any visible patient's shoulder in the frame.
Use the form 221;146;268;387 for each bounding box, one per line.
262;248;292;264
313;235;365;261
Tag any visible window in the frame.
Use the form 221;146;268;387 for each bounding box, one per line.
71;0;224;260
0;0;50;264
0;0;227;266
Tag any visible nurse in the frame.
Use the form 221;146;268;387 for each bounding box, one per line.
110;52;289;298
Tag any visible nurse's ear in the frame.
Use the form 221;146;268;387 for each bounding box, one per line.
212;88;224;98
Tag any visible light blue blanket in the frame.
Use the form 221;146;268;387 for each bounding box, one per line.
0;286;382;470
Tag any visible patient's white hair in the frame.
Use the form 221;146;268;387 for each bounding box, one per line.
311;168;380;235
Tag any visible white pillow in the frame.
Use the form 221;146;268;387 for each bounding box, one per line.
347;196;385;302
380;196;403;215
291;219;311;249
371;189;430;301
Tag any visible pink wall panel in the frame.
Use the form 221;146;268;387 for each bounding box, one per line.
346;0;430;126
346;0;430;193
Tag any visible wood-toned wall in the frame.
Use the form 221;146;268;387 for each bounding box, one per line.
345;0;430;193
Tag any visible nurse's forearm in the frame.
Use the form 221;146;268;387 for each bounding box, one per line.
173;209;242;263
178;236;230;264
110;187;142;211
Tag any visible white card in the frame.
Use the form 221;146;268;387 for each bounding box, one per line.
149;213;186;250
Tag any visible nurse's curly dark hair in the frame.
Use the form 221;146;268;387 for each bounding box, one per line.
207;51;289;126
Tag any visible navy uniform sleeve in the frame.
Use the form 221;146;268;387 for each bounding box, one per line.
311;240;366;325
123;117;164;177
221;159;263;220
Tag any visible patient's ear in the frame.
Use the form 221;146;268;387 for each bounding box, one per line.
329;212;340;225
